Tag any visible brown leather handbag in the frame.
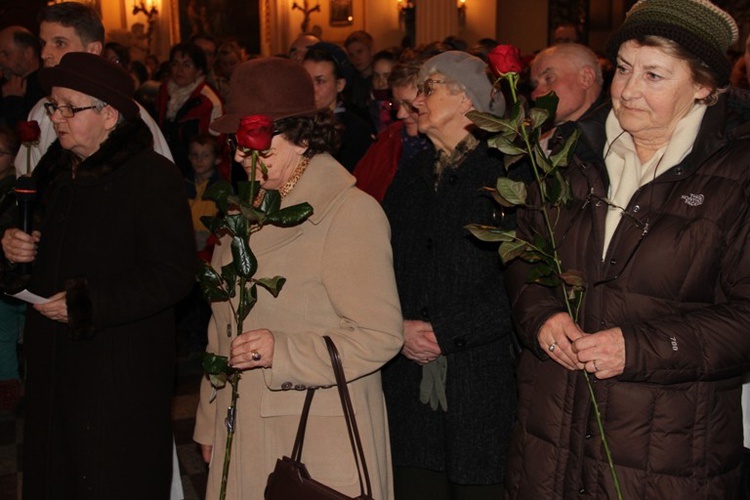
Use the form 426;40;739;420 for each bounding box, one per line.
264;336;374;500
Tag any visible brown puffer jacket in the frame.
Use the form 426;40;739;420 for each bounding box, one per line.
504;96;750;499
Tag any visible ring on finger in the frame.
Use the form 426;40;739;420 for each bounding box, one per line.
548;343;557;353
251;350;262;362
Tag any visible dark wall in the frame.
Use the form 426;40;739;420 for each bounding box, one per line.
0;0;46;33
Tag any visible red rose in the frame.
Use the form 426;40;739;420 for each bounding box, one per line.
236;115;274;152
16;120;41;144
487;44;523;77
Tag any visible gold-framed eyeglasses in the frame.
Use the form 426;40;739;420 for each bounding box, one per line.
43;102;103;118
417;79;448;97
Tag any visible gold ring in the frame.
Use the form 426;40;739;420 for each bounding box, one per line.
251;350;262;362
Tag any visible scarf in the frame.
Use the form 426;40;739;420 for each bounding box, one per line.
166;76;204;121
602;103;706;257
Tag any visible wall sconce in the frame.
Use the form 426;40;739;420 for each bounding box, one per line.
457;0;466;26
398;0;415;28
133;0;158;54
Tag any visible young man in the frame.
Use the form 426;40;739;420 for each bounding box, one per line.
14;1;173;177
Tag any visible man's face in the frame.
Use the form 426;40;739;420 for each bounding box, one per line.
346;41;372;74
289;35;319;63
531;52;590;125
0;30;28;77
40;21;101;67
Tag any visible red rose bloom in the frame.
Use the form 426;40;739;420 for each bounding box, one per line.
236;115;274;152
16;120;41;144
487;44;523;77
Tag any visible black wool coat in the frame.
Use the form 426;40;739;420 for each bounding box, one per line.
10;118;196;500
381;138;518;485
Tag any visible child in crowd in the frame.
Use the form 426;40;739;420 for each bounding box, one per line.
0;125;24;412
177;133;221;353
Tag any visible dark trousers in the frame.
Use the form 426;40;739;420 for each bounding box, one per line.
394;466;503;500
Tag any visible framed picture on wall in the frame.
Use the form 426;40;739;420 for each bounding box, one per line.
330;0;353;27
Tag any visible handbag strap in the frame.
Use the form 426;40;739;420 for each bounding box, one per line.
288;336;373;498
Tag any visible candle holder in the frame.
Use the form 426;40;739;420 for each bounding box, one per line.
132;1;159;55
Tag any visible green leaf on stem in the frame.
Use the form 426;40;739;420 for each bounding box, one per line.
546;174;563;204
200;215;227;236
239;204;267;224
532;145;553;174
520;249;543;263
534;91;559;126
496;177;527;206
560;269;585;288
236;284;258;325
528;262;554;281
198;261;230;302
556;170;572;204
255;276;287;297
266;202;314;227
466;110;518;135
221;263;237;298
258;189;281;214
498;238;527;263
465;224;516;242
203;352;231;375
550;128;580;168
529;108;550;131
223;214;247;238
203;180;234;213
231;235;257;278
488;134;526;156
504;153;525;170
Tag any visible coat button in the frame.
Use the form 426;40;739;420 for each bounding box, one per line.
420;307;430;320
579;487;586;494
585;433;591;439
674;167;683;175
281;382;293;390
632;205;640;213
609;258;616;265
454;337;466;348
294;384;306;391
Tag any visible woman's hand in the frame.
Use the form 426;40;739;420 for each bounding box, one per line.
402;320;442;365
200;444;212;464
538;312;585;371
2;228;40;264
573;327;626;379
34;291;68;323
229;328;274;370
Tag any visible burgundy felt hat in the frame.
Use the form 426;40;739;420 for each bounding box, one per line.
39;52;138;120
211;56;325;134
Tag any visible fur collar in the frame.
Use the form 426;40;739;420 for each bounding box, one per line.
34;117;154;193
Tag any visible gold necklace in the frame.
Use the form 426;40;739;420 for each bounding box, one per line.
278;155;311;198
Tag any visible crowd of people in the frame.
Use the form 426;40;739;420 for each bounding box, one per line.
2;0;750;499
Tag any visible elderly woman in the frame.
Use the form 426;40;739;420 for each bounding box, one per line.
0;52;195;498
504;1;750;498
155;42;223;177
381;51;517;499
193;57;403;500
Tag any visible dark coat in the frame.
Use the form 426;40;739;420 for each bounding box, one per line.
504;97;750;499
13;118;196;500
381;139;518;484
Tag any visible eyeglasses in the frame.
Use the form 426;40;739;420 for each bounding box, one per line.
393;98;418;114
43;102;102;118
417;79;448;97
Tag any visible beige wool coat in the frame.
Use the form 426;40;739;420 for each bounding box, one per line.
194;153;404;500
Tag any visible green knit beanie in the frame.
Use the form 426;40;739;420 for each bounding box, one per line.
606;0;738;86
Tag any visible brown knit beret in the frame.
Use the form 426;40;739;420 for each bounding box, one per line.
606;0;738;86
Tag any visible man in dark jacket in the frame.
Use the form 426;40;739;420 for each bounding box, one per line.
0;26;43;128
